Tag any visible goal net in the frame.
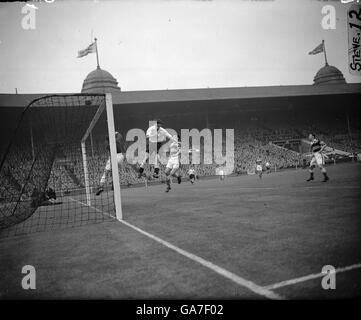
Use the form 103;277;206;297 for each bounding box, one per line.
0;94;122;238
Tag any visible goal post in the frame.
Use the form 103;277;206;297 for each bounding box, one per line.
81;99;105;206
105;93;122;221
80;93;122;220
81;141;91;205
0;93;123;238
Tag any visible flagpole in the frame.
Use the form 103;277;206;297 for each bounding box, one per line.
95;37;100;69
322;40;328;66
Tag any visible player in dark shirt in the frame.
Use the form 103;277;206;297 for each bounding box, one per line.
30;187;57;207
307;133;329;182
106;133;127;154
265;162;271;174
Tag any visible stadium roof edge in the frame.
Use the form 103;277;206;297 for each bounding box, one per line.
0;83;360;107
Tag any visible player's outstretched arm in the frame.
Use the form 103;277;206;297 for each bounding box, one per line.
160;127;177;142
320;141;327;153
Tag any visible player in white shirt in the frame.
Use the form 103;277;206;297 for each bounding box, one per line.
256;159;263;179
188;167;196;184
218;168;225;181
138;119;175;179
165;135;182;192
96;132;126;196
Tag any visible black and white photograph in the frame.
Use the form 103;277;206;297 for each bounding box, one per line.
0;0;360;313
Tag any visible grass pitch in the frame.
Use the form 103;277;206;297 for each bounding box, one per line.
0;162;360;299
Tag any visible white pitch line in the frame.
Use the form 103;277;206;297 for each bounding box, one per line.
120;219;283;300
69;197;283;300
236;186;361;190
263;263;361;290
202;185;361;192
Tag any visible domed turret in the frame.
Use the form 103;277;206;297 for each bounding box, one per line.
81;67;121;94
313;64;346;85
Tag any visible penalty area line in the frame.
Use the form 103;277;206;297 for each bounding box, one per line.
69;197;283;300
263;263;361;290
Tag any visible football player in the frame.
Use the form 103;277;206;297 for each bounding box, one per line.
165;135;182;192
96;132;127;196
138;119;176;179
219;167;225;181
265;161;271;174
307;133;329;182
256;159;263;179
188;166;196;184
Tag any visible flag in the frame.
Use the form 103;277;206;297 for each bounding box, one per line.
308;42;324;55
77;42;96;58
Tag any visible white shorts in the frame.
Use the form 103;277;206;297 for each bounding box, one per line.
166;157;179;170
310;152;324;167
105;153;125;171
256;165;262;172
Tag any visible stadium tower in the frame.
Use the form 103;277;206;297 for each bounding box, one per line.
313;64;346;85
81;66;121;94
80;38;121;94
312;40;346;85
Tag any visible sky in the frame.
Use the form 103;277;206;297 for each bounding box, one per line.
0;0;360;94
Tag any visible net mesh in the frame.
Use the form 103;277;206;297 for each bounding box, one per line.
0;94;118;238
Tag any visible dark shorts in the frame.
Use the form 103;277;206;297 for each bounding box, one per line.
189;174;195;180
146;141;164;153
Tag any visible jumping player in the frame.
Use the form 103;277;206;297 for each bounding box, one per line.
165;135;182;192
306;133;329;182
138;119;175;179
256;159;263;179
96;132;127;196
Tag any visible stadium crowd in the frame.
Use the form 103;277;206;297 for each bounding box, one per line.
1;117;360;198
42;122;360;193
